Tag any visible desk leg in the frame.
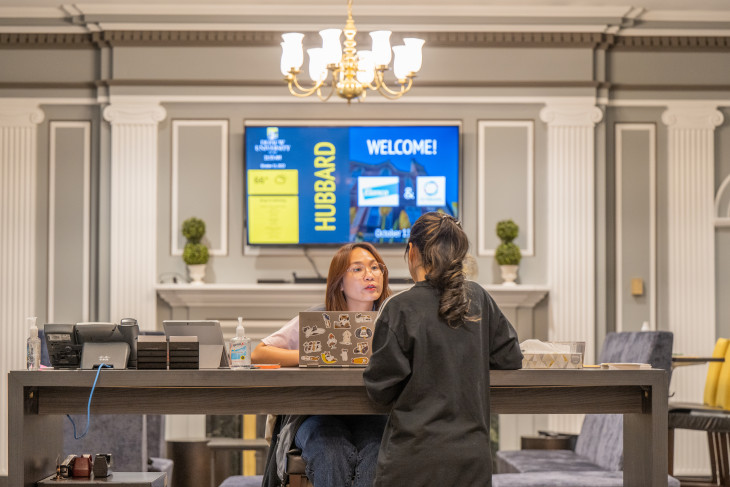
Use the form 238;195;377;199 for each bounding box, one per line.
623;378;668;487
8;376;63;487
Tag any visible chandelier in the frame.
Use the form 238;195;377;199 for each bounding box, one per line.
280;0;424;103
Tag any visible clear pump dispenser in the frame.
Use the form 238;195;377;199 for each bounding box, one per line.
230;316;252;369
26;316;40;370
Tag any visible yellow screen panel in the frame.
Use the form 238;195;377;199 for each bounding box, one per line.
248;196;299;244
247;169;298;195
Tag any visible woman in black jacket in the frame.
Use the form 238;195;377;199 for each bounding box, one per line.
364;212;523;486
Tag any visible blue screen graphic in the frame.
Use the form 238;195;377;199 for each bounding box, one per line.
245;124;460;245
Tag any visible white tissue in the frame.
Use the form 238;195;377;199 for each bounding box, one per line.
520;339;571;354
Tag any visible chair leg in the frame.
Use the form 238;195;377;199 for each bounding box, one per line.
670;428;675;475
719;432;730;487
708;431;720;485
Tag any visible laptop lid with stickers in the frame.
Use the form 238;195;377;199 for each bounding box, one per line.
298;311;377;367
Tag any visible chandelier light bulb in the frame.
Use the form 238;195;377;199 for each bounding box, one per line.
319;29;343;66
307;47;328;82
369;30;392;66
403;38;425;73
392;45;410;80
280;33;304;75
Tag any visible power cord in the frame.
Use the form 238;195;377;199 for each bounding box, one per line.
303;247;324;279
66;363;111;440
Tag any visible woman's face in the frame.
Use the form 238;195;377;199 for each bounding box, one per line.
341;247;384;311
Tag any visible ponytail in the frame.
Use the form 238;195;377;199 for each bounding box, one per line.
408;212;471;328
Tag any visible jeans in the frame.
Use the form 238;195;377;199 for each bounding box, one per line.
294;415;387;487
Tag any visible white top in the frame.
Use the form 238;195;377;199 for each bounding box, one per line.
261;315;300;350
261;304;325;350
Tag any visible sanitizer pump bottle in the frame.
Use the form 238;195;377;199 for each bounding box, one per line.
26;317;40;371
230;317;252;369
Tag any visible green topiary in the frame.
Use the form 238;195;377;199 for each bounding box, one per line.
182;217;206;243
495;219;522;266
183;242;209;265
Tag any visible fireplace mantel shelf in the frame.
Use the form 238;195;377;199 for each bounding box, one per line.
156;283;549;309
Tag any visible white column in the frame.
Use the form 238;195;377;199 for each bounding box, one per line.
0;100;44;476
540;102;603;434
662;104;723;476
103;103;166;331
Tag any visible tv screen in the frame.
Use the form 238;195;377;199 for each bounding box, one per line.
244;122;460;246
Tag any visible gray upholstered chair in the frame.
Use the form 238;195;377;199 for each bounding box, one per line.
494;331;675;486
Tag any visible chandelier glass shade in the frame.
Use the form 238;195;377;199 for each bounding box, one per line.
280;0;424;103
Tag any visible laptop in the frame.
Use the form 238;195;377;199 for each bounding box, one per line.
298;311;378;367
162;320;230;369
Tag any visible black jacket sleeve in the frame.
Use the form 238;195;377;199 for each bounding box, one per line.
363;312;412;407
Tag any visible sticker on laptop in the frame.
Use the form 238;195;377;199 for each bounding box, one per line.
340;349;349;361
355;326;372;339
352;357;369;365
353;342;369;355
301;356;319;363
340;331;352;345
322;313;331;328
355;313;373;323
303;325;325;337
303;341;322;353
321;352;337;364
327;333;337;349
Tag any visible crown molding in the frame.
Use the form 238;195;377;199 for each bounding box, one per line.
0;29;727;51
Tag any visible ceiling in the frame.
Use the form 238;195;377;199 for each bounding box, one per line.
0;1;729;35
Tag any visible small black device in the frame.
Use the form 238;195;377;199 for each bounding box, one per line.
45;324;82;369
93;453;112;477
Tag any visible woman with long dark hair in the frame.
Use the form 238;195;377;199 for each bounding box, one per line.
254;242;391;487
363;212;523;486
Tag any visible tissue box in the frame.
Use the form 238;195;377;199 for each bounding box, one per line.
522;341;585;369
523;352;584;369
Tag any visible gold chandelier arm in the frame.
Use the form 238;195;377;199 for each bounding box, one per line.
287;72;327;98
372;71;414;100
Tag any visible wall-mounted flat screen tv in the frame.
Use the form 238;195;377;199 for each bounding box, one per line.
244;121;460;246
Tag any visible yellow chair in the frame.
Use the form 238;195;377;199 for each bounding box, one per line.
669;338;730;487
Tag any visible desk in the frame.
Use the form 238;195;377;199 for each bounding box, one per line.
9;368;667;487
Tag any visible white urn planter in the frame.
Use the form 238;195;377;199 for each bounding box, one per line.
187;264;206;285
500;265;519;286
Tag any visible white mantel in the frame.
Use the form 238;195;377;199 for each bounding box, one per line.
156;282;548;311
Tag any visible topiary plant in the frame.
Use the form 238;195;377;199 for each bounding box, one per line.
182;217;209;265
495;219;522;266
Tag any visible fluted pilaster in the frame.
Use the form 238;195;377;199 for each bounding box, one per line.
0;100;44;476
103;103;166;331
540;102;603;434
662;104;723;475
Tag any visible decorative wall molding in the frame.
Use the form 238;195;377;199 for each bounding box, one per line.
104;102;167;330
171;119;229;257
661;105;725;129
539;103;604;127
0;100;44;477
540;102;602;435
103;103;167;125
614;123;656;331
663;103;722;476
477;120;535;258
1;30;729;51
48;121;91;323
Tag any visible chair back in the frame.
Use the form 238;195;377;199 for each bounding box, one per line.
574;331;674;471
702;338;730;407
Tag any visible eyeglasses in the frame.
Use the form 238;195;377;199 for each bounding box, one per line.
346;263;386;278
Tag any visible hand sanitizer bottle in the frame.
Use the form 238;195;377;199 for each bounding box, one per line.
230;317;252;369
26;317;41;371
